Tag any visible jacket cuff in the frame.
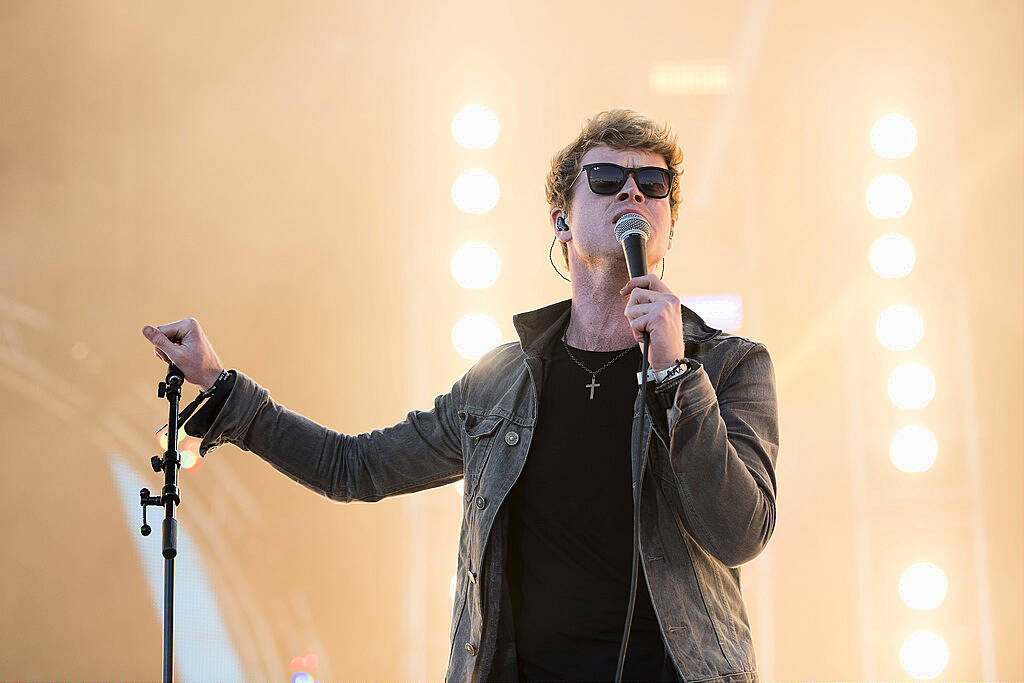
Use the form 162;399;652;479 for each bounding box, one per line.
183;371;236;438
184;369;269;456
650;358;716;423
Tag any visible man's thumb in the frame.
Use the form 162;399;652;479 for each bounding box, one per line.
143;325;172;352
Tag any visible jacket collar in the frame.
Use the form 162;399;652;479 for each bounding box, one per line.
512;298;722;359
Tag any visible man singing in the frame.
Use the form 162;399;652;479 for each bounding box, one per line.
141;109;780;682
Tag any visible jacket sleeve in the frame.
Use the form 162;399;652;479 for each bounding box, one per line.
184;369;466;503
649;341;780;568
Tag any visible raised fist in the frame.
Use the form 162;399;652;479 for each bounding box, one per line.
141;317;224;390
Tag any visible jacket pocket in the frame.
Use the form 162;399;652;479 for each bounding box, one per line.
460;412;503;494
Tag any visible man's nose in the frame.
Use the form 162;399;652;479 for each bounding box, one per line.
616;174;644;203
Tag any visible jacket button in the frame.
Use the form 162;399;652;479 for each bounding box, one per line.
504;431;519;445
465;642;477;656
475;496;487;510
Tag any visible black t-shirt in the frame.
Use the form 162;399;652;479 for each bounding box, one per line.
507;341;680;682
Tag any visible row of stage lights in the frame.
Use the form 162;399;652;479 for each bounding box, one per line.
448;104;505;361
447;104;504;600
868;113;949;679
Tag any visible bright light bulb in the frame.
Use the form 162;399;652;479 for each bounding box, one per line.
899;629;949;679
451;313;501;360
869;232;916;278
888;362;936;410
876;304;924;350
867;174;913;219
890;425;938;472
871;113;917;159
899;562;948;610
452;242;501;289
452;169;499;214
452;104;499;149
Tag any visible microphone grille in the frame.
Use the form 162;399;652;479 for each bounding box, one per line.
614;213;651;243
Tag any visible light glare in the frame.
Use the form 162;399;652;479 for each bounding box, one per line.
876;304;924;350
452;169;500;214
871;113;918;158
899;630;949;679
452;242;501;289
899;562;948;610
867;174;913;219
888;362;936;410
890;425;938;473
452;104;499;149
869;232;916;278
451;313;501;360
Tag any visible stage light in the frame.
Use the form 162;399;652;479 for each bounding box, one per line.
682;294;743;333
871;113;917;159
876;304;924;350
899;562;948;610
888;362;936;410
452;104;499;149
291;673;314;683
452;241;501;289
869;232;916;278
452;169;499;214
867;174;913;219
648;61;731;95
451;313;501;359
899;629;949;679
890;425;938;473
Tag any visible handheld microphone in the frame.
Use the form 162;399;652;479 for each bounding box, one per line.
612;210;654;683
614;213;651;278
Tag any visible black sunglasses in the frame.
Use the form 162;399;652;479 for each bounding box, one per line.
571;163;675;199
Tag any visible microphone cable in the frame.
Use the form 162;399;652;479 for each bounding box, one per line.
615;329;652;682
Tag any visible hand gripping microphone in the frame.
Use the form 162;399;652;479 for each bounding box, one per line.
614;212;651;278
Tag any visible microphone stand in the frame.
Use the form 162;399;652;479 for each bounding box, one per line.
139;362;185;683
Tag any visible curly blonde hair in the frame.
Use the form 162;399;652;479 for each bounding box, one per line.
545;109;684;270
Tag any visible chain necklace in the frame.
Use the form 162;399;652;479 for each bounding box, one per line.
561;335;637;400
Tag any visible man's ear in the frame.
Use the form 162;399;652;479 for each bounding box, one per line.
551;208;572;244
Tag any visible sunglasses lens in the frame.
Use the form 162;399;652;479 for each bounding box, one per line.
637;169;671;198
587;165;626;194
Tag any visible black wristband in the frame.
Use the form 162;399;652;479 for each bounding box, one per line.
201;369;231;397
182;370;237;445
